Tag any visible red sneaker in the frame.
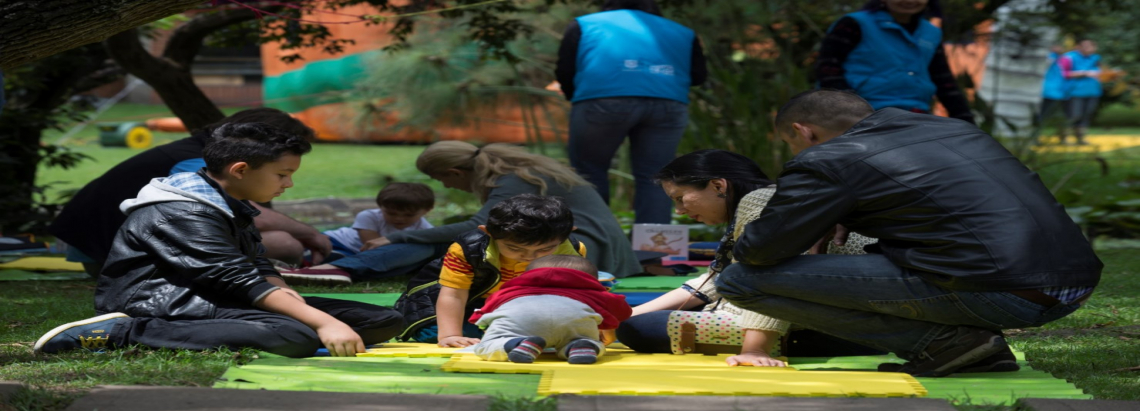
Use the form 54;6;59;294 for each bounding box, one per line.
279;268;352;286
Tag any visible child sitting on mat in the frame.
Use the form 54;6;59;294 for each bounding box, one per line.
469;255;632;364
394;194;589;346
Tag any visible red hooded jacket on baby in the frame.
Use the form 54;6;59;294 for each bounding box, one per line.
468;267;633;329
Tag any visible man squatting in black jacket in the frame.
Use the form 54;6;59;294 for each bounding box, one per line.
716;90;1102;377
35;123;404;357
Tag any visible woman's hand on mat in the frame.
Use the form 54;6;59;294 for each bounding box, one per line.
726;353;786;367
438;335;481;347
361;237;392;251
317;322;366;357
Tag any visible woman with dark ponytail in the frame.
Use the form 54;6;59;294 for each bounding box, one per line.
616;150;880;366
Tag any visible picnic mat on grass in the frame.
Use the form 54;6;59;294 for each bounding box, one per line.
214;355;538;396
793;352;1091;403
0;269;89;281
0;257;84;272
441;350;924;397
300;292;667;307
302;293;399;306
216;344;1089;403
610;275;698;292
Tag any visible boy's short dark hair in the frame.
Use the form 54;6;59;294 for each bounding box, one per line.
528;255;598;277
204;123;313;174
376;182;435;212
197;108;316;142
485;194;573;245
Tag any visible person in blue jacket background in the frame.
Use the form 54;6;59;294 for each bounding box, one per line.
555;0;707;225
1038;44;1070;144
816;0;974;124
1059;39;1103;145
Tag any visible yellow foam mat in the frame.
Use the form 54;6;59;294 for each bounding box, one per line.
441;352;925;397
0;257;84;272
358;343;463;358
1034;135;1140;153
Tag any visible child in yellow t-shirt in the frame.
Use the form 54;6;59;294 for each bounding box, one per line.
393;194;586;346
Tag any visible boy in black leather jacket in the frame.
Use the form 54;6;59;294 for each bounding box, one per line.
35;123;404;357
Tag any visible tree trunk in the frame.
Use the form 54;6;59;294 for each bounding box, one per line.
104;6;269;131
0;0;207;71
0;45;119;233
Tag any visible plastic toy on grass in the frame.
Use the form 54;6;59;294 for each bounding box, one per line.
97;122;153;149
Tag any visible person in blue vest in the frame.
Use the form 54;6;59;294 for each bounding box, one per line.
1059;39;1103;145
555;0;708;225
817;0;974;124
1038;45;1070;144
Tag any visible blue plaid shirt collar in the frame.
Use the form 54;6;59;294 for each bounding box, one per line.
159;170;260;221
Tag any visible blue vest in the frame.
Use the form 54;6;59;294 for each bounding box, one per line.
572;10;694;104
836;11;941;112
1064;51;1102;98
1041;52;1068;100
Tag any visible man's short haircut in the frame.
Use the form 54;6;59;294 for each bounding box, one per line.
376;182;435;212
774;89;874;136
204;123;312;174
485;194;574;245
528;255;598;277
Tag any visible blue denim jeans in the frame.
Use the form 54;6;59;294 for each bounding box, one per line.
329;242;449;281
568;97;689;224
715;254;1081;361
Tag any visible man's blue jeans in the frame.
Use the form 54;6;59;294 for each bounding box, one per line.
715;254;1081;361
568;97;688;224
329;242;449;281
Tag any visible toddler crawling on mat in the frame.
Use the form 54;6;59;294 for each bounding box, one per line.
469;255;632;364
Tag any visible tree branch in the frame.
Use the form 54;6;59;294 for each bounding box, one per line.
164;7;271;67
0;0;206;71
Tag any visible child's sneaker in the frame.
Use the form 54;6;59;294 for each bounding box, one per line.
279;267;352;286
33;313;130;355
506;336;546;363
566;340;600;365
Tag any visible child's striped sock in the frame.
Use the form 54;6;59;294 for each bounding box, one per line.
505;336;546;363
566;340;600;364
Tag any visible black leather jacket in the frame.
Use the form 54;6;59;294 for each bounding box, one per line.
95;170;280;319
735;108;1102;291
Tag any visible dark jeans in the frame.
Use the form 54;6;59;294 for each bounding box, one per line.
1065;96;1100;129
108;297;406;358
616;310;883;356
568;97;689;224
329;242;449;280
715;254;1081;361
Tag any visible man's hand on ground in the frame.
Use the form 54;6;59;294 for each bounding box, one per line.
298;233;333;264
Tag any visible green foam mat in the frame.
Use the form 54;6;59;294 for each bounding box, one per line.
214;355;539;396
302;293;399;306
611;275;698;291
790;352;1091;404
0;269;90;281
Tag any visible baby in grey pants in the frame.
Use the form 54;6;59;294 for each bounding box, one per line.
470;256;631;364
